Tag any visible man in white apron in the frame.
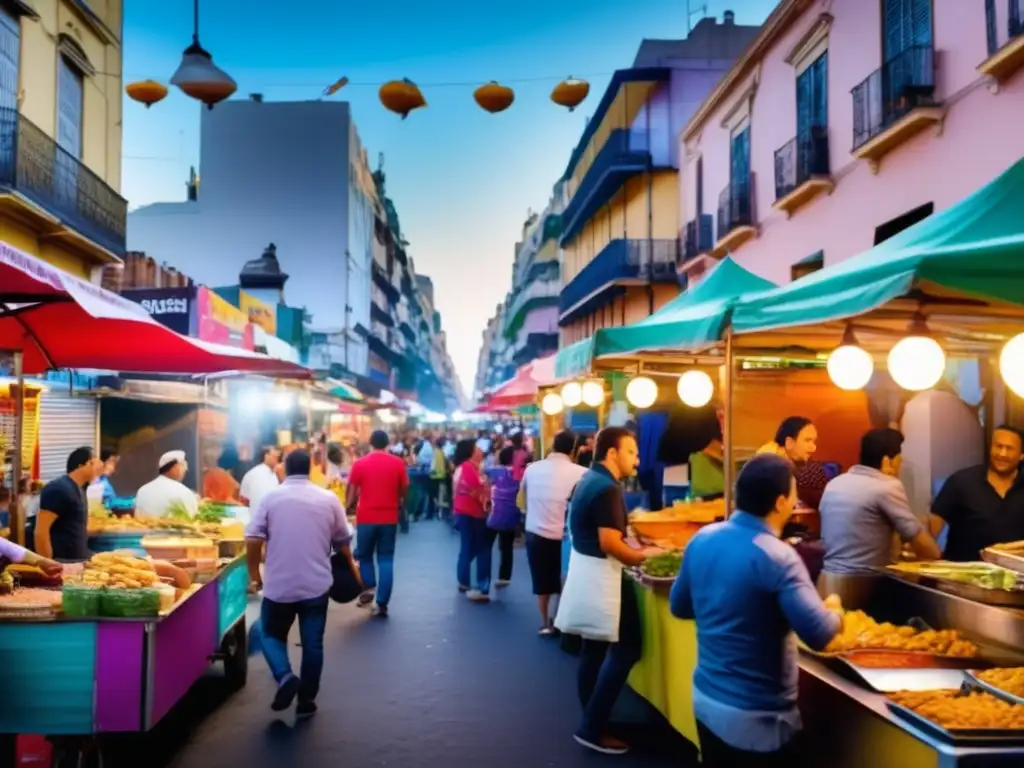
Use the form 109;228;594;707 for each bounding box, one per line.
555;426;652;755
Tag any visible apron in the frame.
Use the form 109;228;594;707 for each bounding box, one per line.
554;548;624;642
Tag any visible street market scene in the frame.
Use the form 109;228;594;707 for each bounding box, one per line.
3;0;1024;765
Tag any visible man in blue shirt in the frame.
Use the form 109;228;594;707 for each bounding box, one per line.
671;453;842;764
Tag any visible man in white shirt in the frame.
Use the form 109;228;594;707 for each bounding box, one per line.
240;447;281;513
520;430;587;635
134;450;199;519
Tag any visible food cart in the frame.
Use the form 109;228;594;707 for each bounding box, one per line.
0;556;249;763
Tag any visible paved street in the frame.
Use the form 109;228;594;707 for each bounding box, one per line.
101;521;694;767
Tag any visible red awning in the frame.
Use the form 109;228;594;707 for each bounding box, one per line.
0;243;310;378
482;355;558;408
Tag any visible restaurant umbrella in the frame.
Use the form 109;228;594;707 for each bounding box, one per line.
0;242;310;542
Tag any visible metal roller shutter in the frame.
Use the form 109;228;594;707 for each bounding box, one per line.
38;393;98;482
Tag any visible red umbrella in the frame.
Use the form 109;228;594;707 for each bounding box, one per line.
0;243;309;377
484;355;558;409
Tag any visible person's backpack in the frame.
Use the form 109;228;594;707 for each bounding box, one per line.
329;551;363;603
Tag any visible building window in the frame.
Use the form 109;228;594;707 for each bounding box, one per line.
57;56;84;158
791;250;824;281
874;202;933;245
882;0;933;63
796;52;828;140
0;6;18;111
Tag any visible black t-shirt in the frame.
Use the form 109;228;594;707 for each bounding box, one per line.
934;466;1024;561
39;474;89;561
568;465;628;559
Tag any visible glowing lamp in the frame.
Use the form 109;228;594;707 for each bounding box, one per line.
541;392;565;416
581;380;605;408
625;376;657;409
677;370;714;408
1000;333;1024;398
887;336;945;391
827;337;874;391
561;381;583;408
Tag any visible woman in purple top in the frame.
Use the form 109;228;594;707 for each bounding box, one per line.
488;446;522;588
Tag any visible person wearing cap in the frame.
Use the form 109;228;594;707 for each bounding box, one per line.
134;450;199;519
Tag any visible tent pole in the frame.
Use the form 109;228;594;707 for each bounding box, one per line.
11;352;23;545
723;329;735;517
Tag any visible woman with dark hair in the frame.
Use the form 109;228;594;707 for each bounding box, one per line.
452;438;492;601
487;446;521;588
759;416;829;511
509;432;530;482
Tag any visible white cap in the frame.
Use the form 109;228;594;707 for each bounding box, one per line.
159;450;186;470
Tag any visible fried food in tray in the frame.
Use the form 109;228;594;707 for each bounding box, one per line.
888;689;1024;731
824;610;977;658
80;552;161;589
976;668;1024;700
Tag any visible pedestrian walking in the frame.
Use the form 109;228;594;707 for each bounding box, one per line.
452;438;492;602
346;430;409;617
245;449;357;718
521;430;587;635
555;427;653;755
487;446;522;588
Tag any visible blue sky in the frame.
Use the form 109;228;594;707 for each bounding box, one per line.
122;0;776;394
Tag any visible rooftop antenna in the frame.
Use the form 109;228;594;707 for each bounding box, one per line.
686;0;709;33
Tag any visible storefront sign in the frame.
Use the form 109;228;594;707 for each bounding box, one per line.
197;286;254;350
122;287;195;335
240;290;276;335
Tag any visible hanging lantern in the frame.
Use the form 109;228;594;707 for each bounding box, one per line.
550;77;590;111
541;392;565;416
678;370;714;408
827;327;874;391
170;40;236;109
125;80;168;108
474;81;515;113
561;381;583;408
581;380;605;408
887;315;945;392
1001;333;1024;398
625;377;657;409
379;79;427;119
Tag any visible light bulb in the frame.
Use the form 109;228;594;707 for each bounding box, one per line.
1001;333;1024;398
541;392;564;416
887;336;945;391
581;380;605;408
677;370;714;407
625;376;657;409
827;344;874;391
561;381;582;408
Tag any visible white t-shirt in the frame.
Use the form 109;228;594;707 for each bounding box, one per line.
522;453;588;540
134;475;199;519
240;463;280;512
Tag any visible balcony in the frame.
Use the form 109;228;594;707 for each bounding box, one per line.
372;262;399;303
505;279;560;339
773;127;833;217
559;238;680;324
980;0;1024;84
714;178;756;256
851;45;943;173
0;107;126;258
683;214;715;261
560;129;655;245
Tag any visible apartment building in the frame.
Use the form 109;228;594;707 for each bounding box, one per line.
680;0;1024;285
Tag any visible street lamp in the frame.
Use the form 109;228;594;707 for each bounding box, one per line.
171;0;236;109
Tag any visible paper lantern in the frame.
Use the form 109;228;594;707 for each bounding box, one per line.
541;392;564;416
170;41;236;109
551;78;590;111
677;370;713;408
474;81;515;113
887;336;945;391
379;79;427;119
125;80;168;108
827;344;874;391
1000;333;1024;397
625;377;657;409
561;381;583;408
582;380;605;408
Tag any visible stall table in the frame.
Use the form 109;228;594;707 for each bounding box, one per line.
0;557;248;758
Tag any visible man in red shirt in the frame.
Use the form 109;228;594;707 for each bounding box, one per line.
346;430;409;617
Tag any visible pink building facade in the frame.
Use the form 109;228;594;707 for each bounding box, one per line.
679;0;1024;286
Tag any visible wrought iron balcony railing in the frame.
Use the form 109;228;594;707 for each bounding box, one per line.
0;107;127;254
851;45;936;150
774;126;830;200
717;177;753;240
683;214;715;260
559;238;680;317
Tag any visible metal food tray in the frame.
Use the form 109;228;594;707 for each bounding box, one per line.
982;548;1024;575
885;568;1024;608
966;670;1024;707
886;700;1024;746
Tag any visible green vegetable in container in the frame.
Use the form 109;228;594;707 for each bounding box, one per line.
642;552;684;579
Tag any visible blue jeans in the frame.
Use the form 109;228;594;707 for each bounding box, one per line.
260;593;330;703
355;523;397;607
455;515;492;592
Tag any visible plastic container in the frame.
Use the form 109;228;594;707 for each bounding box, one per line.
99;587;161;618
62;583;102;618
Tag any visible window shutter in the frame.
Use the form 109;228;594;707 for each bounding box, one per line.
883;0;905;62
0;7;18;111
910;0;932;46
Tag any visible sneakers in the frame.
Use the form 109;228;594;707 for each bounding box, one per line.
458;584;470;593
271;675;300;712
296;701;318;719
466;590;490;603
495;579;511;589
573;733;629;755
357;590;375;607
372;604;389;618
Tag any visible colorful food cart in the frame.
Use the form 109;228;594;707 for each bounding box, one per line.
0;557;249;762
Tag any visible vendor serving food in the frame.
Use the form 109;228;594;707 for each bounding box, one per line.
758;416;829;511
0;537;62;578
134;450;199;519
